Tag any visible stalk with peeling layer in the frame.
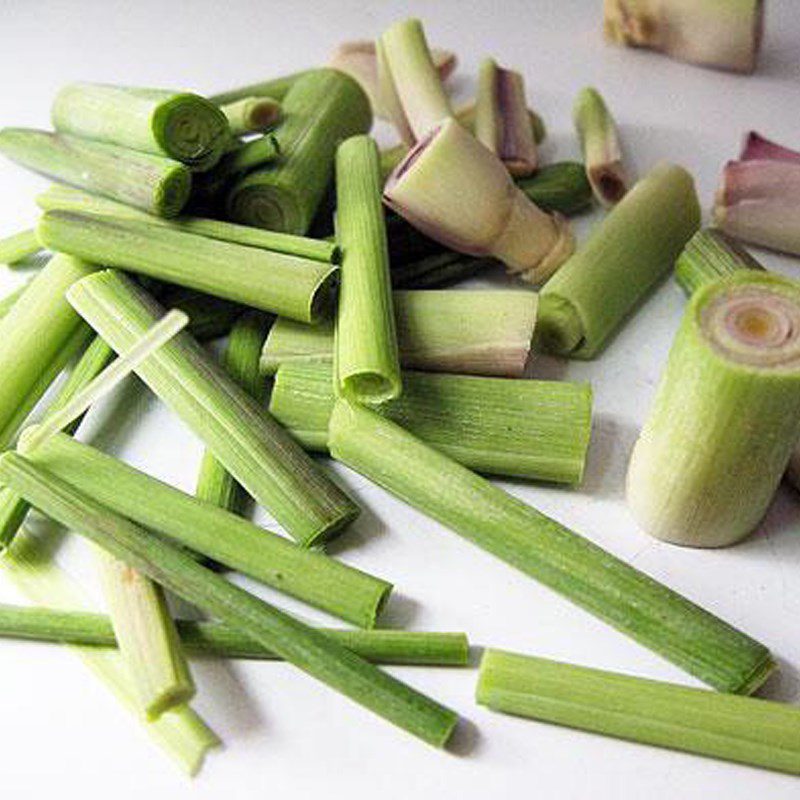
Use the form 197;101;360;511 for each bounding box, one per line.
627;272;800;548
475;59;538;177
0;229;41;266
335;135;401;403
220;97;282;136
603;0;764;74
38;211;337;323
537;163;700;358
261;289;538;379
68;271;359;548
573;87;629;206
270;363;592;484
226;69;372;234
52;82;230;171
477;649;800;776
328;399;774;695
0;128;191;217
384;119;573;284
0;453;459;749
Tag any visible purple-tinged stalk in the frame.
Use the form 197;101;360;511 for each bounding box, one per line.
384;119;573;284
740;131;800;164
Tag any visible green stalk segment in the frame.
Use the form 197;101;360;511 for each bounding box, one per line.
0;604;469;666
0;128;191;217
52;82;230;171
270;363;592;484
477;648;800;776
327;400;775;695
0;453;459;749
209;71;313;105
0;229;41;266
262;289;538;378
0;282;30;319
226;69;372;233
38;211;338;323
516;163;593;216
675;228;764;296
627;272;800;548
67;271;359;548
220;96;282;136
537;163;701;359
23;430;387;627
37;184;340;263
195;311;271;515
194;135;281;202
335;135;401;403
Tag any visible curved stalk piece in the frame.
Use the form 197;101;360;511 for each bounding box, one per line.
0;229;42;266
220;96;282;136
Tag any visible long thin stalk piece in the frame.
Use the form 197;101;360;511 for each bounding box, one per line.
0;229;41;266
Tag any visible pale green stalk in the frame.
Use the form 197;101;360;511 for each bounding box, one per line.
262;289;538;378
0;229;41;266
477;648;800;775
0;282;29;319
328;399;774;695
220;96;282;136
209;71;313;105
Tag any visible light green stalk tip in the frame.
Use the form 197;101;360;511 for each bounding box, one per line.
0;229;42;266
220;96;282;136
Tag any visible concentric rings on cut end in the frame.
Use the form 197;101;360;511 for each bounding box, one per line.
155;94;230;170
226;182;305;234
153;165;193;218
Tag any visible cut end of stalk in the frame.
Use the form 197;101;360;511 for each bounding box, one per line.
589;162;628;205
340;372;402;406
226;181;304;233
154;93;230;170
308;264;340;324
535;294;584;355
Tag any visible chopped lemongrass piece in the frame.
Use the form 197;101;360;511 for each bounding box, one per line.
475;59;538;177
226;69;372;233
20;309;188;455
262;289;538;378
335;135;401;403
741;130;800;164
2;527;219;775
96;551;195;719
0;453;459;748
52;82;230;171
330;39;456;120
538;163;700;358
573;87;629;206
0;228;41;266
0;254;95;449
627;273;800;548
195;311;271;515
0;604;469;666
456;100;547;146
391;253;497;290
603;0;764;73
22;430;390;627
328;399;774;694
220;96;282;136
384;119;574;284
270;363;592;484
378;19;454;142
0;128;191;217
194;135;281;202
477;649;800;776
67;271;359;547
0;281;30;320
38;211;338;323
209;71;313;105
516;162;593;216
675;228;764;295
37;184;339;263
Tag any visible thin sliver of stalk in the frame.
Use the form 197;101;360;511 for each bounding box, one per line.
0;229;42;266
209;71;314;105
220;97;282;136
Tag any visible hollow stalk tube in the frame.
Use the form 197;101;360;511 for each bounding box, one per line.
220;96;282;136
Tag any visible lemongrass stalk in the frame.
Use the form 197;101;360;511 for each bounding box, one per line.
220;97;282;136
0;281;29;319
331;39;456;120
603;0;764;73
456;100;547;147
391;253;497;290
37;184;339;263
52;83;230;171
477;648;800;776
0;128;191;217
2;527;219;775
20;430;389;627
0;229;41;266
384;120;574;284
475;59;538;177
39;211;337;323
96;551;195;719
209;71;313;105
627;273;800;548
335;135;401;403
0;604;469;666
573;87;629;206
328;399;774;694
740;131;800;164
270;363;592;484
0;254;95;449
516;162;593;216
0;453;459;748
226;69;372;233
675;228;764;296
68;271;359;547
378;19;454;143
195;311;271;514
262;289;538;378
538;163;700;358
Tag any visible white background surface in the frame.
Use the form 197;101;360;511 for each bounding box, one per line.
1;1;800;797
